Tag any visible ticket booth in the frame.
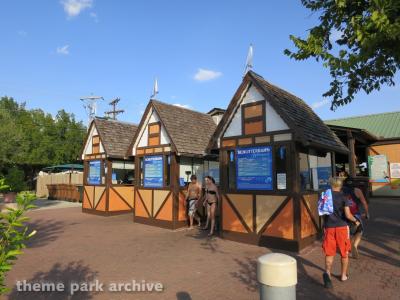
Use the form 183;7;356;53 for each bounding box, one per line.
129;99;218;229
208;71;348;251
80;118;138;215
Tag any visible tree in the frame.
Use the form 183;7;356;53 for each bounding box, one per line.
0;97;87;188
284;0;400;110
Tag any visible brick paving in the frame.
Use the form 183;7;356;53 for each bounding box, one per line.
3;198;399;300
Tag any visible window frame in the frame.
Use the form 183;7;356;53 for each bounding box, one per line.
110;160;135;186
241;101;266;136
147;122;161;146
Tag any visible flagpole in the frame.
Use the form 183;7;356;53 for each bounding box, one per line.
243;44;254;76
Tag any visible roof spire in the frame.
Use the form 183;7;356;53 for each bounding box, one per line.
243;44;253;76
150;77;159;100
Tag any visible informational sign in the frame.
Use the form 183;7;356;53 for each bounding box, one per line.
368;155;390;183
277;173;286;190
88;160;101;185
317;166;332;189
236;146;273;190
179;178;185;187
390;163;400;179
144;156;164;188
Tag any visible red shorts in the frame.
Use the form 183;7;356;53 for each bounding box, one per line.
322;226;351;258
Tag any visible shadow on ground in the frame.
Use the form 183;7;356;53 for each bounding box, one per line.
25;219;66;248
7;261;99;300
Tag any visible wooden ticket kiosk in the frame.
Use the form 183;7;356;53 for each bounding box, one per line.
129;99;217;229
208;71;348;251
80;118;138;215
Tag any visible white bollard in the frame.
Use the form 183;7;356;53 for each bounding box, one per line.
257;253;297;300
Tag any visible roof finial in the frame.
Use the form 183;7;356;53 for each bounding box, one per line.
243;44;253;76
150;77;159;100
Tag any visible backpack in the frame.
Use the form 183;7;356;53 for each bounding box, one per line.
318;188;334;216
342;185;360;215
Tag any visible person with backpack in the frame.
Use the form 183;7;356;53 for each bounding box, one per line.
341;172;370;259
320;177;360;289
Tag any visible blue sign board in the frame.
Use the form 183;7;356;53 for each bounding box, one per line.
144;156;164;188
317;166;332;189
236;146;273;190
88;160;101;185
179;177;186;187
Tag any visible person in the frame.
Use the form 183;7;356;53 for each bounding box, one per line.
322;177;360;289
185;175;202;229
202;176;219;237
341;173;370;259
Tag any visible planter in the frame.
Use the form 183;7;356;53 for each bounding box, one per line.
3;192;17;203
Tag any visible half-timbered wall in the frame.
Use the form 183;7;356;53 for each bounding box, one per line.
224;85;289;138
134;108;170;153
82;126;105;158
82;158;135;215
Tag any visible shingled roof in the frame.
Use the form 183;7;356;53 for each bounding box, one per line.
93;118;138;158
210;71;348;154
134;100;217;156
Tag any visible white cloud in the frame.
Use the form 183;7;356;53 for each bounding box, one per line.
311;99;330;109
173;103;191;109
194;68;222;81
61;0;93;18
56;45;70;55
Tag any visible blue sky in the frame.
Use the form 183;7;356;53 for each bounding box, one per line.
1;0;398;125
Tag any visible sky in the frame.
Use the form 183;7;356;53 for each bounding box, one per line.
0;0;398;126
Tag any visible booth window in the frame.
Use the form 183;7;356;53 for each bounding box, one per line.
178;157;218;187
148;122;161;146
300;152;332;191
87;160;103;185
275;145;288;190
242;101;265;135
111;161;134;185
92;135;100;154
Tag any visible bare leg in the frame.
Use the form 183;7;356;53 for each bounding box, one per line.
209;203;216;236
325;256;334;276
203;205;210;229
341;257;349;281
189;214;194;229
352;232;362;258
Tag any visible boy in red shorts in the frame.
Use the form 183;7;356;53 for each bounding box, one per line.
323;177;360;288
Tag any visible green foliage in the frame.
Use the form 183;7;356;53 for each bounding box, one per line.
3;168;26;193
0;96;87;186
0;192;37;294
284;0;400;110
0;178;10;193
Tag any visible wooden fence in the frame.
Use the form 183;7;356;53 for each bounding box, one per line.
36;172;83;199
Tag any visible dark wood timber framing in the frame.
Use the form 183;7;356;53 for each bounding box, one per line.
80;118;138;216
210;71;343;252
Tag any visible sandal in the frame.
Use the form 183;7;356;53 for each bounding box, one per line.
323;273;333;289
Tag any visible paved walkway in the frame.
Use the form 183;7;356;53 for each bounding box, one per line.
3;198;399;299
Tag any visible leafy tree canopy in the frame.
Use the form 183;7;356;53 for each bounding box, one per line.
285;0;400;110
0;97;86;185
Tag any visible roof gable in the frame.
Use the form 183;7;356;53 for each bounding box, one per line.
81;118;138;159
209;71;348;153
130;100;217;156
